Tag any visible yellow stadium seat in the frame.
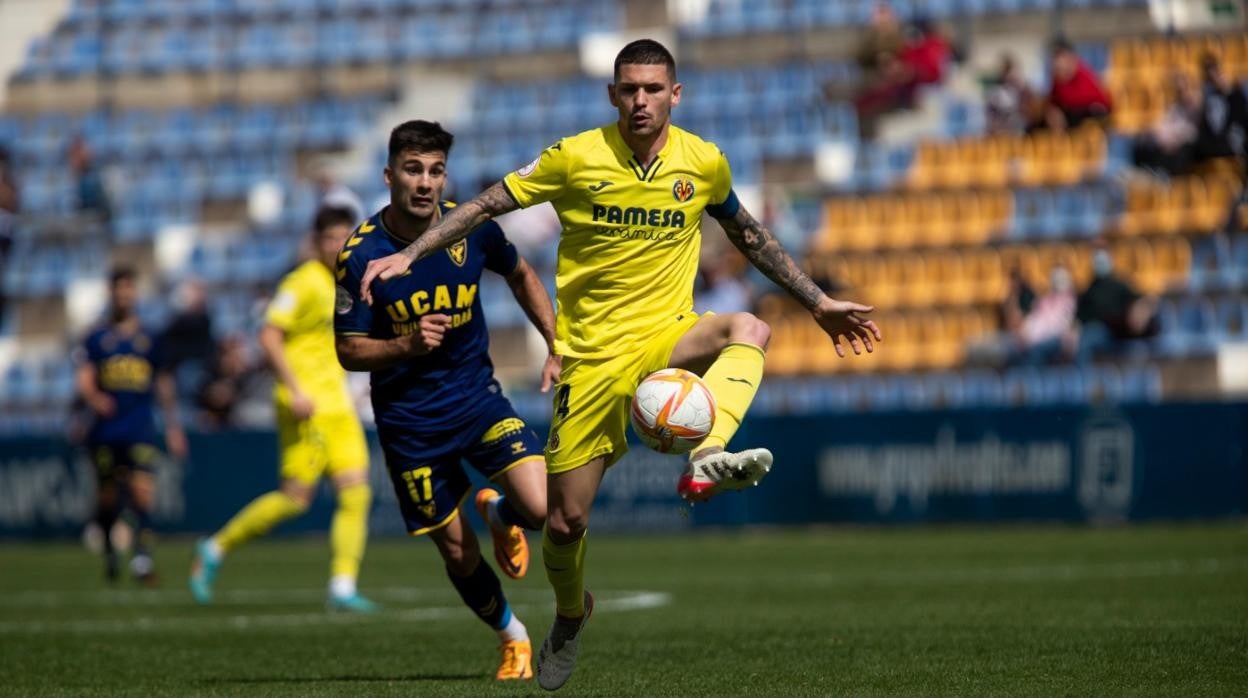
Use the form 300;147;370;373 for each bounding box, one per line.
979;192;1009;242
967;248;1007;304
1014;133;1050;187
896;255;931;308
1117;182;1157;236
912;195;951;248
1151;179;1187;235
763;318;799;375
818;202;847;252
880;196;917;250
925;251;958;307
842;199;875;252
907;143;941;191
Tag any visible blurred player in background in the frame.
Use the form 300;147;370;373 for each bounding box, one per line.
76;266;188;585
356;39;883;691
336;121;558;680
190;207;377;613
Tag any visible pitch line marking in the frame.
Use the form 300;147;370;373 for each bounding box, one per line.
0;590;672;635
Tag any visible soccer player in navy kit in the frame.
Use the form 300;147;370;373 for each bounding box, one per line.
335;121;558;680
76;267;188;584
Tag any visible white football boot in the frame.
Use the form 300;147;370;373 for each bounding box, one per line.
677;447;773;502
536;590;594;691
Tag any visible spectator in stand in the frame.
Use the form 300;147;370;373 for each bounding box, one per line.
999;266;1036;333
1075;243;1159;363
196;334;260;429
985;54;1038;135
695;251;752;316
311;161;365;223
0;146;18;321
1131;72;1202;176
852;13;952;139
964;266;1037;367
1044;39;1113;132
163;279;217;396
69;137;111;223
1009;265;1077;366
854;1;905;81
899;18;951;88
1192;53;1248;166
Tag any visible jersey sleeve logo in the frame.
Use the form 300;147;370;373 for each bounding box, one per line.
271;290;297;314
334;285;353;314
672;178;695;203
447;239;468;267
516;156;540;178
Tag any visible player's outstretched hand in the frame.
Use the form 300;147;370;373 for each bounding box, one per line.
813;298;882;358
360;253;414;305
406;314;453;355
540;353;562;393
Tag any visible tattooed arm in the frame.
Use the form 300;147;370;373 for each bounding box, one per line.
714;204;882;357
716;205;825;311
359;182;518;304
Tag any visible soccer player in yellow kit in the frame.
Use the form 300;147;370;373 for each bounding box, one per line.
190;207;377;612
358;40;882;689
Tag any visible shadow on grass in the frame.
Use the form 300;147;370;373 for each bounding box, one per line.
201;673;481;684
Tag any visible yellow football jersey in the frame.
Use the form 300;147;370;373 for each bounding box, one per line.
503;123;737;359
265;259;354;413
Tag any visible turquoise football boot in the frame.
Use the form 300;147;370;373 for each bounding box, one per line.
327;592;380;614
189;538;220;605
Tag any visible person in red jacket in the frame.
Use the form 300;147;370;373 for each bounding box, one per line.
1045;39;1113;131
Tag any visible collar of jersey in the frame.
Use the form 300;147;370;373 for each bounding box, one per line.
606;122;678;183
377;203;452;247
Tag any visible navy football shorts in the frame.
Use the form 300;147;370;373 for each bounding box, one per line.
376;394;544;535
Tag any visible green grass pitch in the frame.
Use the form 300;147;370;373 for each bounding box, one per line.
1;523;1245;696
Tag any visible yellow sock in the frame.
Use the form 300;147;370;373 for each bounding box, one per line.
699;342;765;452
215;491;306;553
330;483;372;580
542;526;587;618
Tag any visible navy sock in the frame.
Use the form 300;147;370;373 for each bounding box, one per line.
497;496;539;531
132;507;154;557
447;560;512;630
95;506;118;555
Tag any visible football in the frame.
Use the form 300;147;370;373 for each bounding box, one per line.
629;368;716;454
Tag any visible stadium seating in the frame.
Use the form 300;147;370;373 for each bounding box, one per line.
1106;33;1248;133
1;1;1245;431
16;0;622;80
680;0;1151;37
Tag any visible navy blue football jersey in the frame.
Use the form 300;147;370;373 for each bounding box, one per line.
79;324;164;445
334;204;520;433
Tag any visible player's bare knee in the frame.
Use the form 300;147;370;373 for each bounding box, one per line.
441;538;482;575
516;491;547;529
280;482;314;511
548;505;588;542
729;313;770;348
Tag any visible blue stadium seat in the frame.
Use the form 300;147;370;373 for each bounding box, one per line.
1160;296;1218;356
1230;235;1248;284
1119;365;1162;403
1214;298;1248;341
1187;236;1233;292
865;377;904;411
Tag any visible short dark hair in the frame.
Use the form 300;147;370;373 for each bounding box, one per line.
388;120;454;166
1050;38;1074;55
613;39;676;81
109;265;136;286
312;206;357;238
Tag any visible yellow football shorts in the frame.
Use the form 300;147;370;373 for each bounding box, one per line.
277;407;369;485
545;312;701;474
